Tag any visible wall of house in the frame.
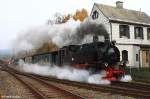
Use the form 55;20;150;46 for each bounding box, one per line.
90;4;111;35
133;45;140;68
116;44;135;67
111;23;150;45
112;23;150;67
115;44;140;67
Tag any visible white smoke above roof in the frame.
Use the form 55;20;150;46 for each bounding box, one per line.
11;17;108;55
11;18;81;54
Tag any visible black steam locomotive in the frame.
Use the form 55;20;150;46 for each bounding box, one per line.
58;35;125;80
17;35;125;81
60;36;119;68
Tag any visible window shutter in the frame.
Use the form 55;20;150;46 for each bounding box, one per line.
142;31;144;39
127;26;130;38
147;29;149;39
140;28;144;39
119;25;122;38
134;27;136;39
147;28;150;40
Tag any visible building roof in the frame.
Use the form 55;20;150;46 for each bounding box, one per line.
95;3;150;25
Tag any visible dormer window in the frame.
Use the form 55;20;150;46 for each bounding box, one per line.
147;28;150;40
119;25;130;38
92;10;99;19
134;27;143;39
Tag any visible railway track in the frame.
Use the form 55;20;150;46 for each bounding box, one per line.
9;68;150;98
3;68;87;99
1;65;129;99
1;63;150;99
29;74;150;99
16;70;150;98
111;81;150;91
18;74;118;99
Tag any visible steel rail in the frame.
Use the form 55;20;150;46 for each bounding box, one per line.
7;70;48;99
29;73;150;99
5;64;150;99
26;75;87;99
111;81;150;91
2;67;86;99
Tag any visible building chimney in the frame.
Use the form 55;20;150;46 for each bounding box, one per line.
116;1;123;8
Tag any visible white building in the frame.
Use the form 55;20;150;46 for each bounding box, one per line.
90;1;150;68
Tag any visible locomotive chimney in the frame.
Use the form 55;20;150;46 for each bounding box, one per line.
116;1;123;8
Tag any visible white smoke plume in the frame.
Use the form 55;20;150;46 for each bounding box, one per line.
11;17;108;55
15;60;110;84
12;18;80;54
88;74;110;84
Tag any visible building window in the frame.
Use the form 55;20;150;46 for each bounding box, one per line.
122;50;128;61
136;54;139;61
92;10;99;19
134;27;143;39
119;25;130;38
147;28;150;40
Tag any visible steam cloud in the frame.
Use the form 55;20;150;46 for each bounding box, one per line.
11;17;108;55
76;20;109;40
11;16;132;84
13;60;132;84
15;60;110;84
120;75;132;82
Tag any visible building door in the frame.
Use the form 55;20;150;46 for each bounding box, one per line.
141;50;149;68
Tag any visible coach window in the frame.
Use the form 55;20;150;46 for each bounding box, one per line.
119;25;130;38
134;26;143;39
122;50;128;61
147;28;150;40
61;49;65;57
45;56;48;62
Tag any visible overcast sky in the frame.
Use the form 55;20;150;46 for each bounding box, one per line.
0;0;150;50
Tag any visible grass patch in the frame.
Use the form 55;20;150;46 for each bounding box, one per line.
125;67;150;83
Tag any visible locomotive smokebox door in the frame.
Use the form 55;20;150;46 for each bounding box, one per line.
93;35;98;42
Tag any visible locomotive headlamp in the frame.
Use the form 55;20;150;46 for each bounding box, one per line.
104;63;108;67
71;57;74;61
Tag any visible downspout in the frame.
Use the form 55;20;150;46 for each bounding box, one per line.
149;49;150;69
110;22;113;42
